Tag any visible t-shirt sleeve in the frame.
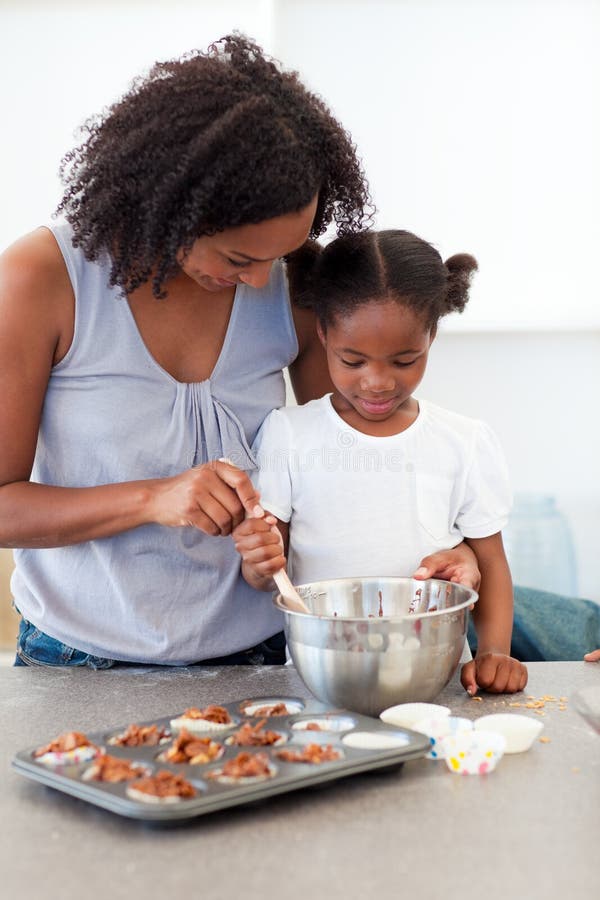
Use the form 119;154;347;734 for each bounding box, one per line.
250;409;294;523
456;420;512;539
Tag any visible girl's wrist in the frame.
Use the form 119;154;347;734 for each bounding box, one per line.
475;645;511;658
241;563;275;593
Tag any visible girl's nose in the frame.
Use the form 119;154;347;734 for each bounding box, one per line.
238;261;273;289
360;368;395;392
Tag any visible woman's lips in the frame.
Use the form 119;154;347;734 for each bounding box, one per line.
357;397;397;415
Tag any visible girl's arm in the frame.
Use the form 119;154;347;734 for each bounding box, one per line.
233;515;289;592
0;231;261;548
412;541;481;591
462;533;528;694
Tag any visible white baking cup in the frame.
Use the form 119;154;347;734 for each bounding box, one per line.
107;727;171;747
241;700;304;717
412;715;474;760
473;714;544;753
342;731;410;750
276;745;344;763
156;741;225;765
81;759;150;782
33;744;100;767
224;730;287;747
169;715;234;735
126;785;191;804
291;715;356;733
207;762;277;785
379;703;451;729
441;730;506;775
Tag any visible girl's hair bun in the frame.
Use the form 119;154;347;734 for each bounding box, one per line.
444;253;478;314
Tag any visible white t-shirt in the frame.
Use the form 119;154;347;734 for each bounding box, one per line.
252;395;511;587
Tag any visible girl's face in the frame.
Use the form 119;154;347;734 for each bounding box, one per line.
177;195;318;292
318;299;434;434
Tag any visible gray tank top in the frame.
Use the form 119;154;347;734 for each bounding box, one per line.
12;223;297;663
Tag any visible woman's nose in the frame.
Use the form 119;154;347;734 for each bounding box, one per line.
238;261;273;289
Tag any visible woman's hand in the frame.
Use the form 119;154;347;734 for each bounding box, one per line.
148;460;264;537
461;652;528;695
412;543;481;591
232;515;287;591
584;648;600;662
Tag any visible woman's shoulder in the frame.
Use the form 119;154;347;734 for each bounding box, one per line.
0;226;71;297
0;227;74;358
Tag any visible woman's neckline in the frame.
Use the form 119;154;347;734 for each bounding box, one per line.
123;278;241;386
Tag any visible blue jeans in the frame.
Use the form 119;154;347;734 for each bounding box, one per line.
468;585;600;661
15;618;116;668
14;617;286;668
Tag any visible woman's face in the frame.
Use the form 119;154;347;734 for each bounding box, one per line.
178;195;319;292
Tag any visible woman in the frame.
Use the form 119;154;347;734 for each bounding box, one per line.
0;34;478;668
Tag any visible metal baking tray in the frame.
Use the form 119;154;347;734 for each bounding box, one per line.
12;694;430;821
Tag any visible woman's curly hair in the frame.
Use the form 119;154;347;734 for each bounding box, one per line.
289;230;478;331
56;33;373;297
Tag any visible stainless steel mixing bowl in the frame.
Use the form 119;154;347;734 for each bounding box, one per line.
274;577;478;716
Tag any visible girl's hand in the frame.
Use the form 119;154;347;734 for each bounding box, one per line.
413;544;481;591
232;515;287;590
147;460;264;537
461;653;528;695
584;648;600;662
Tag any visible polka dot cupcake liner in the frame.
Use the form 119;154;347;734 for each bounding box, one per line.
441;730;506;775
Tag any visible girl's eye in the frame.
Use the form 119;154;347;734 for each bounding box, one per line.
394;359;417;368
341;359;364;368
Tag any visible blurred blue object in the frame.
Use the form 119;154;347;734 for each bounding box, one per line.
468;585;600;661
502;493;578;596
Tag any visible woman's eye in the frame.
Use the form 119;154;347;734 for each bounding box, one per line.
225;257;247;268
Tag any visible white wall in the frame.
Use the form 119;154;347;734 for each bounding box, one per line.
2;0;599;598
274;0;600;330
418;330;600;601
0;0;277;249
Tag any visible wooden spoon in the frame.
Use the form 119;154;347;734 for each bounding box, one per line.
272;569;311;616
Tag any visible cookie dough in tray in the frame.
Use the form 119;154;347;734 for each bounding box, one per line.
12;695;430;821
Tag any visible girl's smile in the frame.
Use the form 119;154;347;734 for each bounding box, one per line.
318;299;435;436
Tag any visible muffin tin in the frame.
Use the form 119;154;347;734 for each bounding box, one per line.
12;694;430;821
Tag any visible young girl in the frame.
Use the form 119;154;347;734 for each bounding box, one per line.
233;230;528;695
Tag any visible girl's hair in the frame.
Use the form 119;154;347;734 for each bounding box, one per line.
289;230;477;330
56;33;373;297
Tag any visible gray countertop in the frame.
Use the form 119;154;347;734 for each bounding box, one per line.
1;662;598;900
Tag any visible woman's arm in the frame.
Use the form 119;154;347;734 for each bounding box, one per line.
462;533;528;694
288;303;333;404
0;231;261;548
